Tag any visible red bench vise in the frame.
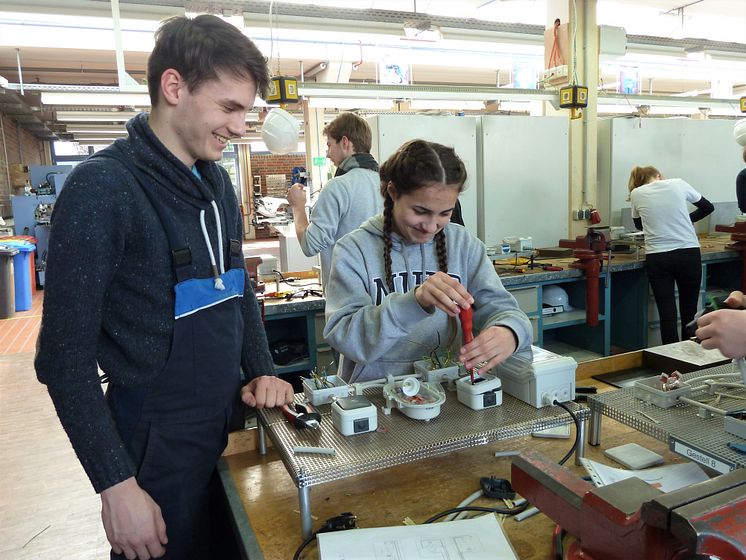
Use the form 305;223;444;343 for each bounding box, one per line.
511;449;746;560
558;228;610;327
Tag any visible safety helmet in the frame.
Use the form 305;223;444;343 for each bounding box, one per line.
735;119;746;147
261;108;299;154
543;285;572;310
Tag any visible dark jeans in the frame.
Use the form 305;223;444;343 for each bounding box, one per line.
646;247;702;345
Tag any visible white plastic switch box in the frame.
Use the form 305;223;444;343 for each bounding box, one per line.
496;346;577;408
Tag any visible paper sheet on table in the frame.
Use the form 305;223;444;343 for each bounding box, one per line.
580;458;709;493
317;514;517;560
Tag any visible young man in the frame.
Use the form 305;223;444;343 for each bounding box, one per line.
35;15;293;559
286;112;382;290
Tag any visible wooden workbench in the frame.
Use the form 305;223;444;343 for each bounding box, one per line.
221;354;693;559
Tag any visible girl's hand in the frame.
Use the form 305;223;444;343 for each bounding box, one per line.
414;271;473;316
459;325;517;373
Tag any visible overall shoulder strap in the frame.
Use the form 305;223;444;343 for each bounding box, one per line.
96;151;193;282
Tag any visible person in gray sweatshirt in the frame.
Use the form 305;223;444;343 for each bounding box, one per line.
287;112;382;291
324;140;532;383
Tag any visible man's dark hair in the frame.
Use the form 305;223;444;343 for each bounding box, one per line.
322;112;372;153
148;14;270;106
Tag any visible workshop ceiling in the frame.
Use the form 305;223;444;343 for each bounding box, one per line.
0;0;744;145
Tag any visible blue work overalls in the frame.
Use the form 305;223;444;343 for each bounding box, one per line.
104;157;245;559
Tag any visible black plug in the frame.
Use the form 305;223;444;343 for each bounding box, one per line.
480;476;516;500
318;512;357;534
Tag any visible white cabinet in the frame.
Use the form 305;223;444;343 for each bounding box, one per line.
480;115;569;249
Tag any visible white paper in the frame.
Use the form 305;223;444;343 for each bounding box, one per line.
580;458;709;493
318;514;516;560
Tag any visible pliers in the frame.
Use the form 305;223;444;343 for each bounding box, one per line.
281;402;321;430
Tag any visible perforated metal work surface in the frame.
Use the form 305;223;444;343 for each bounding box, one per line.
258;389;589;488
589;363;746;468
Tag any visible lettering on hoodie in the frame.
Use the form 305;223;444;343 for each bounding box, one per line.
372;270;462;305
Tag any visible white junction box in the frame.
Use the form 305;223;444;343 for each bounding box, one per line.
331;395;378;436
496;346;577;408
456;374;502;410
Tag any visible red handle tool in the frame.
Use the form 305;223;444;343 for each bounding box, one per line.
281;402;321;430
459;307;475;383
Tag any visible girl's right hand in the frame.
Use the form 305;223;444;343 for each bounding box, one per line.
414;271;473;316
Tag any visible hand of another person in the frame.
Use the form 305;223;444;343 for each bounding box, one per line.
286;184;307;210
414;271;473;317
459;325;517;373
241;375;295;408
101;477;167;560
724;290;746;309
696;308;746;359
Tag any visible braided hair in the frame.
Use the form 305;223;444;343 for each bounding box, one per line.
378;140;467;291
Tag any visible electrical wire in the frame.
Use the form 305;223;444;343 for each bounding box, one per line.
444;489;483;522
292;532;316;560
552;524;567;560
423;502;529;524
553;400;581;466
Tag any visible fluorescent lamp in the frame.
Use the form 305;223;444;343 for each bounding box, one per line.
408;99;484;110
307;97;394;110
66;129;127;135
42;92;151;107
56;111;140;122
300;83;558;103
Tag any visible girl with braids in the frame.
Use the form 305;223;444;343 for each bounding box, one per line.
323;140;532;383
628;165;713;344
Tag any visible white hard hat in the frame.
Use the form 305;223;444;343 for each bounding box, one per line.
261;108;299;154
543;285;572;310
735;119;746;147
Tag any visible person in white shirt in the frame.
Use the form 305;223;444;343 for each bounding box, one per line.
629;165;714;344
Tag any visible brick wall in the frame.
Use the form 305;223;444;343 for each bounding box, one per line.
0;112;49;218
249;152;306;198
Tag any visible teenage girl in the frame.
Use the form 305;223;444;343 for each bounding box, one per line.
323;140;533;383
628;166;714;344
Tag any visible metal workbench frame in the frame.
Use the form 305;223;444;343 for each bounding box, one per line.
588;363;746;472
257;387;589;539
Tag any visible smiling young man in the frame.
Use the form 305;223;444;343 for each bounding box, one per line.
286;112;382;291
35;15;293;560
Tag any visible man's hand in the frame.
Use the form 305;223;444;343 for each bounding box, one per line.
241;375;295;408
459;325;517;373
101;477;167;560
286;184;307;211
414;271;473;317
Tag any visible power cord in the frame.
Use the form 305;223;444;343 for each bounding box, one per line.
293;512;357;560
423;500;529;524
551;399;581;466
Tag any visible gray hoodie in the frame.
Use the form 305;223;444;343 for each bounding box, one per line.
324;215;533;383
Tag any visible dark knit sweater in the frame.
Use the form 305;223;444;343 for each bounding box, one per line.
35;113;275;493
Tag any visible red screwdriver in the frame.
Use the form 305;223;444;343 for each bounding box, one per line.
459;306;475;384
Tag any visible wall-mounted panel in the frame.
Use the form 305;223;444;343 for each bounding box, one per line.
480;115;569;249
598;118;744;227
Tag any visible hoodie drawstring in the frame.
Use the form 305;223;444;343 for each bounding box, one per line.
199;200;226;290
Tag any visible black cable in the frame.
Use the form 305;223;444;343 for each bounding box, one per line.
423;502;529;524
292;533;316;560
553;525;567;560
293;513;357;560
553;400;581;466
